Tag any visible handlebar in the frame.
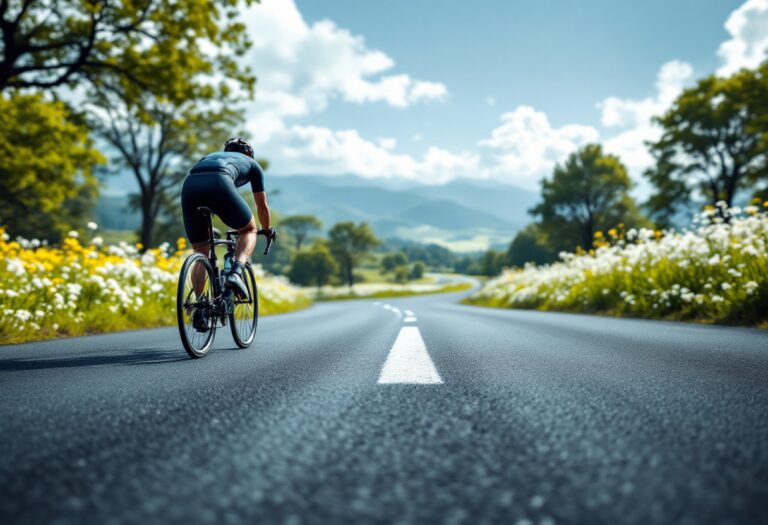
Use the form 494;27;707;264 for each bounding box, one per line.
257;229;277;255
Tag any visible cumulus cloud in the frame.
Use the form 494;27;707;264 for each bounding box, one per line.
242;0;446;127
239;0;453;180
235;0;758;189
479;106;599;184
599;60;694;174
717;0;768;76
272;125;478;182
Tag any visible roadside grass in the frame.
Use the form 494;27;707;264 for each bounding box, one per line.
307;279;473;301
0;229;310;345
355;265;435;285
465;204;768;327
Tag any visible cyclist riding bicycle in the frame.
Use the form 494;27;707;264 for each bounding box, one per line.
181;138;276;330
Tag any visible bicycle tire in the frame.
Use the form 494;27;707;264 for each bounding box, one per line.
229;262;258;348
177;253;216;358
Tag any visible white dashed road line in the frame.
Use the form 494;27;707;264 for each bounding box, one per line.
404;316;417;323
404;310;414;316
378;326;442;384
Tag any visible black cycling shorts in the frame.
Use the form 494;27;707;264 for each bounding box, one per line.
181;173;253;244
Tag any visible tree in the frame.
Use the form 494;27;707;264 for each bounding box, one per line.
506;224;556;267
328;222;379;287
281;215;323;251
646;63;768;224
531;144;641;251
89;89;240;248
393;266;409;284
288;243;339;287
409;261;426;280
0;0;254;93
84;0;256;249
0;92;103;240
480;249;506;276
381;252;408;273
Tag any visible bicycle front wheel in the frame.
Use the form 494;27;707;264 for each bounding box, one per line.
230;262;258;348
177;253;216;358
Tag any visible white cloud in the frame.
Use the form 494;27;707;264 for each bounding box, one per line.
236;0;756;190
717;0;768;76
240;0;450;177
265;125;478;183
599;60;694;174
479;106;599;185
242;0;446;127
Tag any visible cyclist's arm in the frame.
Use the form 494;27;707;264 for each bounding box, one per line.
247;159;270;229
253;191;271;230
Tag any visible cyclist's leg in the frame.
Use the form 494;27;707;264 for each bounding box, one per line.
234;218;257;265
181;177;213;296
190;242;210;296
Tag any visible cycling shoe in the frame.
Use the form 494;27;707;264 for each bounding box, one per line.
225;262;249;299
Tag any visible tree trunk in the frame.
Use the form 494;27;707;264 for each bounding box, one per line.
346;259;353;288
139;193;154;252
583;215;594;250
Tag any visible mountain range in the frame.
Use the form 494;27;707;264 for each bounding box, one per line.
96;174;540;252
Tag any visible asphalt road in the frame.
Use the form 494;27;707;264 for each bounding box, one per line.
1;286;767;525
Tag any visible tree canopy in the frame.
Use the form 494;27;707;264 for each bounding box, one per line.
0;0;254;95
281;215;323;251
328;222;379;287
288;242;339;287
646;63;768;224
531;144;642;251
0;91;104;240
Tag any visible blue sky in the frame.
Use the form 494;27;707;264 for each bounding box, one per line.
108;0;768;195
294;0;742;156
235;0;768;191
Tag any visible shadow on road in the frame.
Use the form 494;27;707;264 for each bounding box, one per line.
0;349;187;372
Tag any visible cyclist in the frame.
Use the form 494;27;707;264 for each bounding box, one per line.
181;138;276;330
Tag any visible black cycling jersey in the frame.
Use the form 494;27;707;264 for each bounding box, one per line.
188;151;265;193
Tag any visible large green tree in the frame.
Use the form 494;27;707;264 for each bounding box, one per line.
531;144;642;251
83;0;256;248
0;92;103;240
646;63;768;224
0;0;253;93
281;215;323;251
328;222;379;287
89;89;241;248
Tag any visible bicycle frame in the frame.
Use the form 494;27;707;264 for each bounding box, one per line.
195;206;270;325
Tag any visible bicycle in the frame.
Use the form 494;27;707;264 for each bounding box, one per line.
176;206;275;358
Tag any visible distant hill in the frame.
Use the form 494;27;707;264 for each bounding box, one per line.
268;175;538;251
96;174;540;251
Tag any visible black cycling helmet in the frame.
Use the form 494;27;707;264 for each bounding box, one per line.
224;137;254;158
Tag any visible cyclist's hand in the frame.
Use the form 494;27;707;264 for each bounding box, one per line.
265;227;277;240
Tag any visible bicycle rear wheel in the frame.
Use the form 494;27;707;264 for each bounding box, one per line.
177;253;216;358
229;262;258;348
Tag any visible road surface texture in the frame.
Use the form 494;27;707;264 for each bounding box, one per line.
1;287;767;524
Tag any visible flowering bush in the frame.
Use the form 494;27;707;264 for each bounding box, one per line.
0;228;309;344
467;203;768;326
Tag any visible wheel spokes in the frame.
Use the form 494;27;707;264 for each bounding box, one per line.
181;258;214;351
